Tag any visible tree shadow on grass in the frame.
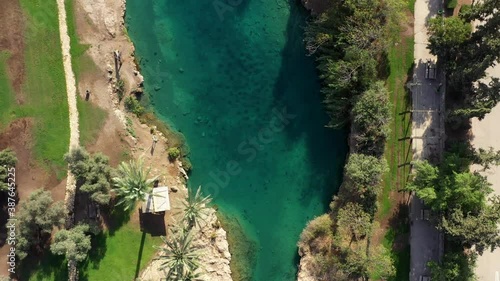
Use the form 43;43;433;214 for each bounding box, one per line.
100;203;133;236
78;232;108;281
19;250;68;281
134;231;147;280
386;202;411;281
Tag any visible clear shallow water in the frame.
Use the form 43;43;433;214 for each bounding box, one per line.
126;0;347;280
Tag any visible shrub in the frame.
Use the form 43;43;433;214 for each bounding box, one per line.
447;0;458;9
0;149;17;192
124;96;145;116
116;79;125;101
181;158;192;172
168;147;181;161
459;4;471;15
299;214;333;247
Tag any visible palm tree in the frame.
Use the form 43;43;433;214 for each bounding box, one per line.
157;228;202;280
112;157;158;210
182;186;212;229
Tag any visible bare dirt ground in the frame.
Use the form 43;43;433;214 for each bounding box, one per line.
0;0;25;102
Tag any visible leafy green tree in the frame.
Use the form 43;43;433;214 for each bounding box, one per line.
339;244;395;281
345;153;387;190
50;224;91;263
336;203;372;244
441;199;500;254
298;214;334;248
16;189;65;259
112;157;158;211
474;146;500;170
0;149;16;192
427;17;472;64
428;0;500;121
405;161;439;203
182;187;212;229
406;160;490;213
304;0;403;128
352;81;391;156
65;147;112;205
446;172;491;212
429;252;477;281
157;228;201;280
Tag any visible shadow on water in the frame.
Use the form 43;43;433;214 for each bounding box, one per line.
270;0;347;207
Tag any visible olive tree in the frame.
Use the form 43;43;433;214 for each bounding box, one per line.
51;224;92;263
65;147;112;205
16;189;65;259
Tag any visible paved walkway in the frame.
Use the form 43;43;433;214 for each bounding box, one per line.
409;0;444;279
56;0;80;227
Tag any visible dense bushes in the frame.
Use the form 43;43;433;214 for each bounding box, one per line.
167;147;181;161
124;95;145;116
304;0;403;128
298;0;402;277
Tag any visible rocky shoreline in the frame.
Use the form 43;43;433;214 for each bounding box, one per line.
74;0;233;279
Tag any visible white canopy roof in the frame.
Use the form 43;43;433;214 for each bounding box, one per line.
142;186;171;213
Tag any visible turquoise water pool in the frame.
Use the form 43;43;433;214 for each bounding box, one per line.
126;0;347;280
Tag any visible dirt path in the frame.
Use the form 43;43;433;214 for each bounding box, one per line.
56;0;79;226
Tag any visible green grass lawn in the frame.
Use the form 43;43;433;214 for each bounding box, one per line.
17;0;70;178
25;223;162;281
82;225;162;280
379;35;414;218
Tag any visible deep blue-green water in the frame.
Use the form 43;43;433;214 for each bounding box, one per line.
126;0;346;280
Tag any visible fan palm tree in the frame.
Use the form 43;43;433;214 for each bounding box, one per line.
112;157;158;210
182;186;212;229
157;228;202;280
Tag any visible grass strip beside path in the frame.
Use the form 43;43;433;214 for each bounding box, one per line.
19;0;70;177
370;12;414;281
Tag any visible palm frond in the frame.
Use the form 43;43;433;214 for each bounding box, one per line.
112;157;158;210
